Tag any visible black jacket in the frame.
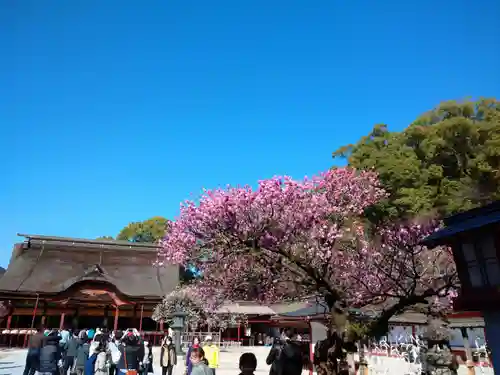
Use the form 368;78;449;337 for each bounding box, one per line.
66;336;79;357
39;336;62;373
117;344;144;370
266;340;303;375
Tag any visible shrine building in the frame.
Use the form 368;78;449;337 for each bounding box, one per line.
0;234;179;335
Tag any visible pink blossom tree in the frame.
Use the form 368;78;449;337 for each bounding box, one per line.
158;168;458;374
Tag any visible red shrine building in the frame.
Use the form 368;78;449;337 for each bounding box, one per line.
0;234;179;339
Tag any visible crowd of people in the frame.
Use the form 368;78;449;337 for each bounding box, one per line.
22;326;176;375
21;325;304;375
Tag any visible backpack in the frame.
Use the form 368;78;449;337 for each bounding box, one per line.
109;341;122;365
94;352;107;373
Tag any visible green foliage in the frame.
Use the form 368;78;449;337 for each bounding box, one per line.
116;216;169;243
346;322;369;342
333;98;500;222
96;236;114;241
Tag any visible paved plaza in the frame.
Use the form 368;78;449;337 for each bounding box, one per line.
0;347;495;375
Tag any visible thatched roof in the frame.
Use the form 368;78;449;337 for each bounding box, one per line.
0;234;179;298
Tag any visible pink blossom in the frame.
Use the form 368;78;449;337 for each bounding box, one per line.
158;167;458;323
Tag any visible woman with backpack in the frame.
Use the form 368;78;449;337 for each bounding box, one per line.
108;331;123;375
117;331;144;375
85;333;106;375
93;338;109;375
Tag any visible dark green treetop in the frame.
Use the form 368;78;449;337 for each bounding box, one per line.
116;216;169;243
333;98;500;223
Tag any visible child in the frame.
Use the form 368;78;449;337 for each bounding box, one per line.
239;353;257;375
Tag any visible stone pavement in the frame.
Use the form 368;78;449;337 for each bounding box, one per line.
0;348;295;375
0;349;26;375
0;348;495;375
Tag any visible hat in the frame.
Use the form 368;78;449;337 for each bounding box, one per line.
205;335;213;341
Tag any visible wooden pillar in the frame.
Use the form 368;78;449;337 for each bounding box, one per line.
73;307;80;330
139;304;144;332
26;296;40;348
31;295;40;329
160;319;164;332
103;306;109;329
113;306;119;331
41;301;47;329
59;313;66;330
237;323;241;342
5;315;12;349
133;305;138;329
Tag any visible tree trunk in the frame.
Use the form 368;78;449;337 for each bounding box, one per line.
313;332;353;375
313;304;355;375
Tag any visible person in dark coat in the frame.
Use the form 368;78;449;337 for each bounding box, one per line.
23;326;46;375
74;333;90;375
117;332;144;374
266;329;303;375
63;331;79;375
84;351;97;375
38;331;62;375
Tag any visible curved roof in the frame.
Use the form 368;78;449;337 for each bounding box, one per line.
0;234;178;298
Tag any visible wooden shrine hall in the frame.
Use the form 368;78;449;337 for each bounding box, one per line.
0;234;179;333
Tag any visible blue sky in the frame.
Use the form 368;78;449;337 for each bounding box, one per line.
0;0;499;267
